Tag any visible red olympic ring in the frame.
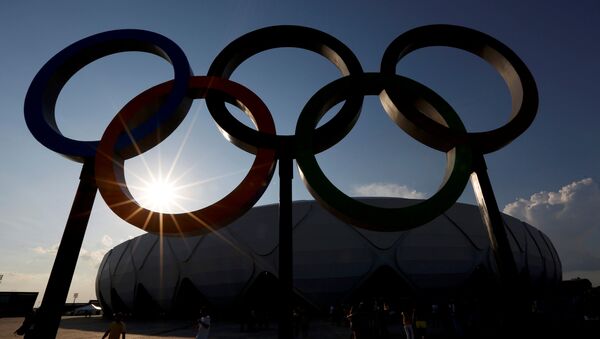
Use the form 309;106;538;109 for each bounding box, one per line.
95;76;277;235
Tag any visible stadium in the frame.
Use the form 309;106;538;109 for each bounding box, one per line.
96;198;561;317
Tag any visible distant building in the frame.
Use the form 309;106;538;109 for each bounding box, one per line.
96;198;561;317
0;292;38;317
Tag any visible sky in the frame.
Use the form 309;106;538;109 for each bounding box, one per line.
0;0;599;306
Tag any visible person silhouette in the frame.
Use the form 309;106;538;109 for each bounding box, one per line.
102;313;126;339
195;309;211;339
401;308;415;339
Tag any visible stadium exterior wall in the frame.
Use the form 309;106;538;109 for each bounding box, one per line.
95;198;561;314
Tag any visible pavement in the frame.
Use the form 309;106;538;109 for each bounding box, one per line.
0;316;356;338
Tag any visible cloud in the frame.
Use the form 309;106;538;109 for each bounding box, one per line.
353;183;426;199
19;233;120;305
101;235;114;247
1;272;48;283
503;178;600;281
31;244;107;267
79;248;108;266
32;244;58;255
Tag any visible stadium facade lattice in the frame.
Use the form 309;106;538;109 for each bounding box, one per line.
96;198;561;316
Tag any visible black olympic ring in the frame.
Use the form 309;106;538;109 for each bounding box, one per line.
206;25;364;155
25;25;538;234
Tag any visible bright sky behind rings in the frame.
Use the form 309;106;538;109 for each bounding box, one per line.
1;0;599;306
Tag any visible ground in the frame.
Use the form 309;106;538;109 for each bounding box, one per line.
0;316;357;338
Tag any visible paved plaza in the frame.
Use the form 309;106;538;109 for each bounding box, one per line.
0;316;358;338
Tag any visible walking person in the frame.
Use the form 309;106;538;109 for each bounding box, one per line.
195;309;211;339
401;308;416;339
102;313;126;339
347;302;368;339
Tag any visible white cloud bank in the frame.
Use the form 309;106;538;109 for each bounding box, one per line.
503;178;600;284
12;234;120;306
32;244;58;255
353;183;426;199
30;234;116;267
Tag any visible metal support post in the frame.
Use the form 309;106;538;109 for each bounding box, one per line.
277;148;294;339
27;159;97;338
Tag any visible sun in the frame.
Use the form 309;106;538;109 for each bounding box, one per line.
139;177;181;213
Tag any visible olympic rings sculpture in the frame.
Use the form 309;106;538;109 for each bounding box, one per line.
25;24;538;235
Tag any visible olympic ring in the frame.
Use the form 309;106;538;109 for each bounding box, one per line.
25;26;537;336
95;76;277;235
25;25;538;235
381;24;538;154
206;25;364;154
24;29;192;162
295;73;473;231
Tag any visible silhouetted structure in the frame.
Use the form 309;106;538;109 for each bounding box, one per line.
97;198;560;319
0;292;38;317
25;24;539;338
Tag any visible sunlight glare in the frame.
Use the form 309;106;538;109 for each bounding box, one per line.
140;177;181;213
